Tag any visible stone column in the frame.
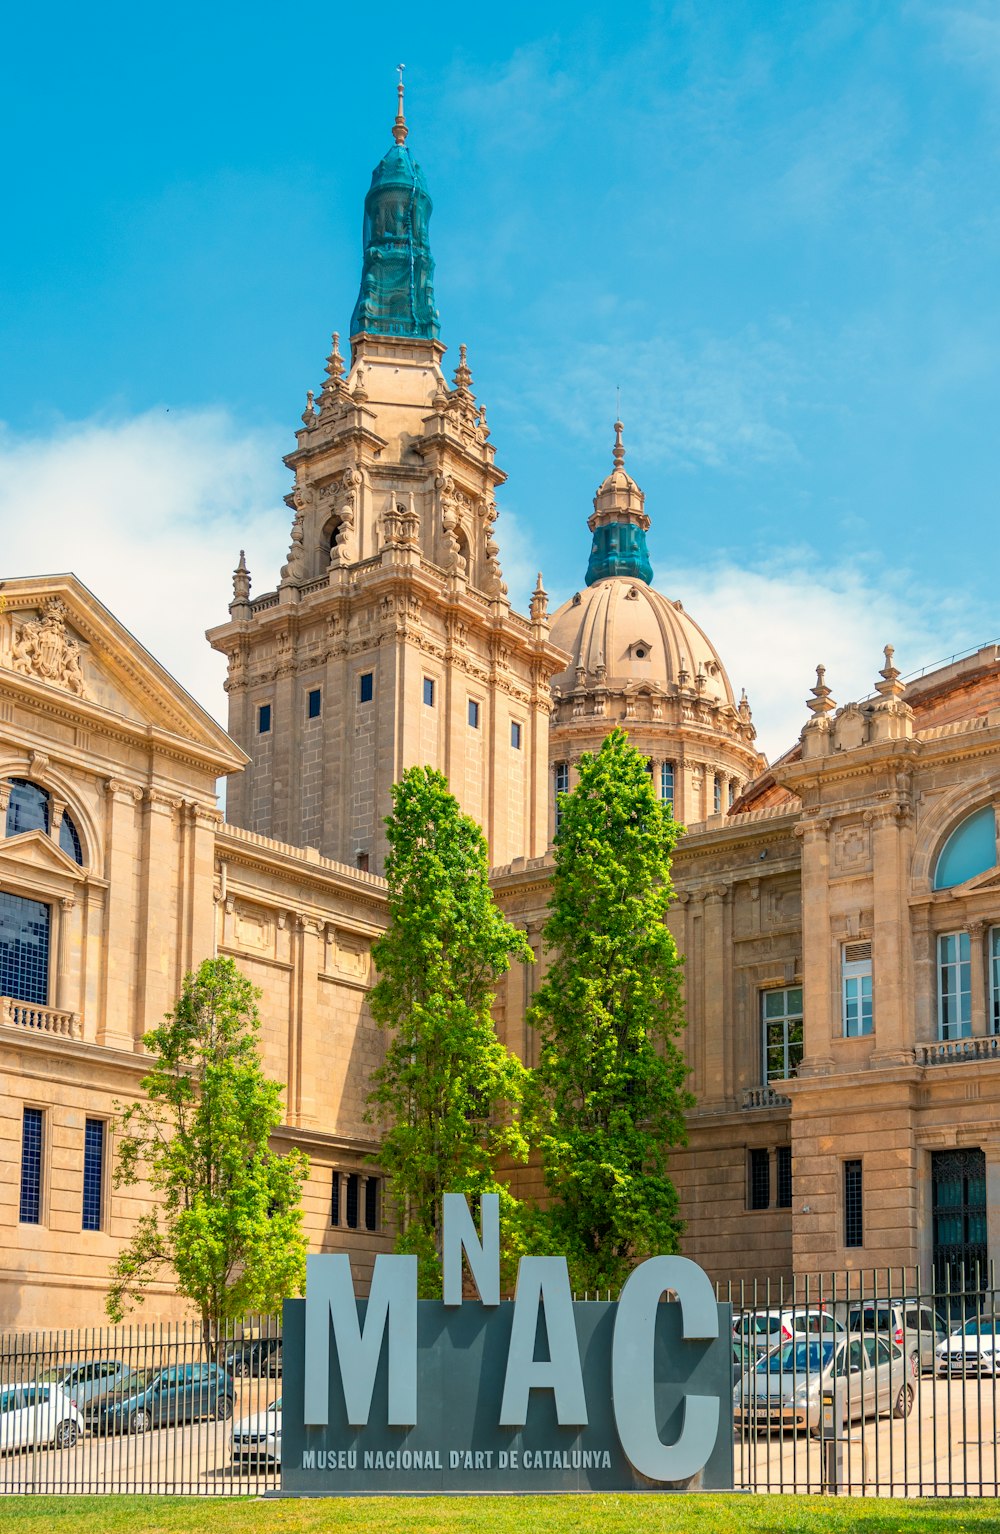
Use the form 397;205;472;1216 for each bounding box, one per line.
188;804;220;969
795;817;834;1075
287;915;322;1127
968;921;987;1035
136;791;181;1040
870;805;916;1064
99;778;143;1050
700;887;729;1106
55;896;75;1013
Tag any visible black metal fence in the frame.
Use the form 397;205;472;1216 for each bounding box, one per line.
0;1316;281;1494
2;1269;1000;1497
722;1265;1000;1496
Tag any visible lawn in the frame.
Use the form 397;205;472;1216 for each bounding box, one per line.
0;1497;997;1534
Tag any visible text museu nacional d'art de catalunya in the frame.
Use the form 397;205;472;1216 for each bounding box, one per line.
280;1194;735;1494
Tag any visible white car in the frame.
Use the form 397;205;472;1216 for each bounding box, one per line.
936;1316;1000;1377
231;1396;281;1466
734;1308;845;1356
0;1382;84;1451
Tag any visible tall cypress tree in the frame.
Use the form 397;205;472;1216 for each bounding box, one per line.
367;766;533;1295
529;728;692;1292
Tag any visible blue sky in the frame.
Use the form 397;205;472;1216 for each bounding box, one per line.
2;1;999;759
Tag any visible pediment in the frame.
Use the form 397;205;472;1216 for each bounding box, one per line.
0;828;86;885
0;575;246;772
962;866;1000;894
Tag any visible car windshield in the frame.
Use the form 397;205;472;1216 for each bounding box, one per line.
759;1341;833;1374
963;1318;1000;1336
849;1308;893;1330
744;1316;781;1335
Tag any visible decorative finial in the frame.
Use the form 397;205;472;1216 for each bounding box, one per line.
232;550;251;604
301;389;317;427
530;571;549;623
393;63;408;146
453;343;473;391
612;419;625;471
325;332;344;383
875;643;906;700
352;365;368;403
807;663;836;717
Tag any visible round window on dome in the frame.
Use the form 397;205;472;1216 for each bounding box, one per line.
635;648;646;659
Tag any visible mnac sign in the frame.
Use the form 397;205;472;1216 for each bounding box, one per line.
281;1195;734;1493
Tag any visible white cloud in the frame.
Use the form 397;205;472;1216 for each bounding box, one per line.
0;409;291;724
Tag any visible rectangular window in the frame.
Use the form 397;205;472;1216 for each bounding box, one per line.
468;698;480;729
0;892;51;1006
345;1172;360;1229
364;1177;380;1232
762;987;804;1084
938;931;972;1039
844;1159;863;1248
555;761;569;831
776;1145;792;1210
993;928;1000;1035
842;942;873;1037
714;775;722;815
307;688;322;720
19;1107;43;1225
511;720;522;750
330;1170;340;1227
423;676;435;707
257;703;271;734
82;1119;105;1232
359;672;374;704
748;1148;770;1210
728;779;736;809
660;761;674;807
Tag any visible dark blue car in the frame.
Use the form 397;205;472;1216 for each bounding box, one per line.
84;1363;234;1435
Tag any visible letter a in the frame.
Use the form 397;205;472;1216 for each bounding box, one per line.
499;1257;588;1426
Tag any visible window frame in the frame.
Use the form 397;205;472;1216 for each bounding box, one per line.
422;676;435;708
82;1117;106;1232
844;1159;863;1248
776;1145;792;1209
19;1106;45;1226
257;703;272;735
842;946;874;1038
991;927;1000;1036
761;986;804;1084
306;687;322;720
937;930;972;1040
748;1148;770;1211
467;698;480;729
358;672;374;704
660;761;674;807
510;720;522;750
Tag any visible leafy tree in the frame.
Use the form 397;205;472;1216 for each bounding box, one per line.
107;957;309;1356
367;766;534;1295
529;727;692;1293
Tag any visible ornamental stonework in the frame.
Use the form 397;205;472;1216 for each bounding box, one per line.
8;599;87;696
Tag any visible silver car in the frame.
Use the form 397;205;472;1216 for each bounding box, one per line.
847;1299;947;1373
734;1333;915;1434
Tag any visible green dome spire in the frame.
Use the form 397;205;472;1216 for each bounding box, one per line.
349;70;440;342
584;422;654;586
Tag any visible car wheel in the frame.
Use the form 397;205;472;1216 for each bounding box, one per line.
233;1359;248;1378
893;1383;914;1419
215;1394;234;1421
130;1409;151;1435
54;1420;79;1449
909;1350;919;1376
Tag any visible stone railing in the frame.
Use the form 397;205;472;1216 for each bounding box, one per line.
741;1085;791;1109
921;1036;1000;1066
0;997;82;1039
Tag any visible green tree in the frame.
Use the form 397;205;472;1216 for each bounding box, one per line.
529;727;692;1293
367;766;534;1296
107;957;309;1356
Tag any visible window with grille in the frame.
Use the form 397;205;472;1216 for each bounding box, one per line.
364;1177;380;1232
660;761;674;807
844;1159;863;1248
6;779;49;837
776;1145;792;1209
748;1148;770;1210
20;1107;43;1225
330;1170;341;1226
761;987;803;1083
993;929;1000;1035
938;931;972;1040
0;893;51;1006
82;1119;105;1232
59;812;83;865
346;1172;360;1229
842;942;873;1037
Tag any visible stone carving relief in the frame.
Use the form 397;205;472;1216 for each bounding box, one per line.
834;822;872;873
9;599;87;696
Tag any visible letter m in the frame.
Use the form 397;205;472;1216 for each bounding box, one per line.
303;1253;417;1426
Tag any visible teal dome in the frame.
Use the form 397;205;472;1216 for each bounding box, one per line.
349;133;440;341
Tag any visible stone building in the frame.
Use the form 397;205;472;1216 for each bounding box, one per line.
2;90;999;1325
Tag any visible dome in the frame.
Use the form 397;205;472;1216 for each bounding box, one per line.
549;578;735;705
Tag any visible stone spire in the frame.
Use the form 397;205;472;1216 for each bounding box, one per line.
806;664;836;717
349;76;440;341
584;420;653;587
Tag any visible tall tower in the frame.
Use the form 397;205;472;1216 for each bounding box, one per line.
209;86;565;872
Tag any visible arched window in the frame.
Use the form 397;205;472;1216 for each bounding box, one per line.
6;779;49;837
59;811;83;866
933;806;997;891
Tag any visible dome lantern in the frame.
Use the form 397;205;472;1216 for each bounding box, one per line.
584;421;653;586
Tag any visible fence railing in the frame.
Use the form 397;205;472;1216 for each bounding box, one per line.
0;1315;281;1495
721;1263;1000;1496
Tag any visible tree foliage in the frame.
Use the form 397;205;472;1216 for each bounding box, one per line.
367;766;534;1295
529;728;692;1293
107;957;309;1355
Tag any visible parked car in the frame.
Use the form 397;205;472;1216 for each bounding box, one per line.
44;1360;137;1410
847;1299;947;1372
84;1363;234;1435
936;1316;1000;1377
0;1383;84;1452
734;1334;914;1434
225;1337;282;1378
231;1396;281;1466
734;1308;845;1357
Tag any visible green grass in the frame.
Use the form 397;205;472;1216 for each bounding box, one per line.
0;1497;997;1534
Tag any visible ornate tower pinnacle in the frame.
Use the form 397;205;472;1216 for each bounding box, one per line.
349;80;440;342
584;420;653;587
393;64;408;146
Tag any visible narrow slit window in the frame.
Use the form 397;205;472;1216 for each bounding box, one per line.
330;1170;341;1227
511;720;522;750
844;1159;863;1248
776;1146;792;1210
359;673;374;704
346;1172;360;1229
364;1177;379;1232
82;1119;105;1232
19;1107;43;1225
258;704;271;734
423;677;435;707
660;761;674;807
307;688;322;719
748;1148;770;1210
468;698;480;729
